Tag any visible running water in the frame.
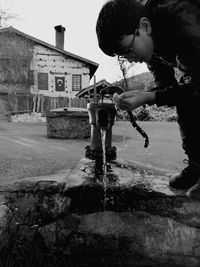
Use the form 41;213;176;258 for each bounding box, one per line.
100;128;108;207
101;128;107;184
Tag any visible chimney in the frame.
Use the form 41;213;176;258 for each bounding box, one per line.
54;25;66;50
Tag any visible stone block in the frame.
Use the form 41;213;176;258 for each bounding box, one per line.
44;107;90;139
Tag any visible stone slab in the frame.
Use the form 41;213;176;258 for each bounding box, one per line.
0;158;200;266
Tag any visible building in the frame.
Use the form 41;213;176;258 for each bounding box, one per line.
0;26;99;98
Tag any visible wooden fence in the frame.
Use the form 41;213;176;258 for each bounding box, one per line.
7;93;88;114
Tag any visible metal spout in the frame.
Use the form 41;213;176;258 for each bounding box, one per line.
85;102;117;161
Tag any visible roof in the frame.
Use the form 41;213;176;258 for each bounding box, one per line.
0;26;99;79
76;79;111;98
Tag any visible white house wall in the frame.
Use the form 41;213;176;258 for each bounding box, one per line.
30;45;90;97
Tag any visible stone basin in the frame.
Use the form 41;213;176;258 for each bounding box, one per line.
0;158;200;266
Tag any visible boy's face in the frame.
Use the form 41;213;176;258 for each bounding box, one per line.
117;17;154;63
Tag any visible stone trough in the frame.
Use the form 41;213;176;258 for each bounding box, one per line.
1;158;200;267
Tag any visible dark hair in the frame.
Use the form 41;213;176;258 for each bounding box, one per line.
96;0;150;56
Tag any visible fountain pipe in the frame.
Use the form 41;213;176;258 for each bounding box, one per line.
85;102;117;161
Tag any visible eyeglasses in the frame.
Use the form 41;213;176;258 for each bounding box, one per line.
115;31;137;60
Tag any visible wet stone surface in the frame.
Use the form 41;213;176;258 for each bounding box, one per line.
0;158;200;266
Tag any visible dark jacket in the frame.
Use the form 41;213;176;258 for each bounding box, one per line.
146;0;200;106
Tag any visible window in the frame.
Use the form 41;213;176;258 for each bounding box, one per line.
72;74;81;91
38;72;48;90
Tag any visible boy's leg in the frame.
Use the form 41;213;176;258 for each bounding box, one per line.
169;102;200;190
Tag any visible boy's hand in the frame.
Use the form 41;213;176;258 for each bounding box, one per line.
113;91;156;111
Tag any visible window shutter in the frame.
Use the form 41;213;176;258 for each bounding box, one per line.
38;72;48;90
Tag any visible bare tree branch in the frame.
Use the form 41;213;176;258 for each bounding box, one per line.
117;57;135;91
0;4;19;28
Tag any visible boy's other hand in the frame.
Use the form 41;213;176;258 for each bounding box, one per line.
113;91;156;111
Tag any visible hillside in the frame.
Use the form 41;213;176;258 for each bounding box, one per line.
127;71;156;91
114;71;156;91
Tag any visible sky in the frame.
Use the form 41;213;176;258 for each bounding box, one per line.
1;0;148;84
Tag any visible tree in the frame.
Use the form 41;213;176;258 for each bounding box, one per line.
0;3;18;28
115;57;135;91
117;57;129;90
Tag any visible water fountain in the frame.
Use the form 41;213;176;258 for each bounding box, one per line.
1;86;200;266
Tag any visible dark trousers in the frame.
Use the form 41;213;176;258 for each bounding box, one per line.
176;103;200;161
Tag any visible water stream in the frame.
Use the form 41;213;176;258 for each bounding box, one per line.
100;128;108;208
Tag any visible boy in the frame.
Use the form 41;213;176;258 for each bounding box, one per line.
96;0;200;198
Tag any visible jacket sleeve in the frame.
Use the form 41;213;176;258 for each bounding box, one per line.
147;55;178;88
149;0;200;107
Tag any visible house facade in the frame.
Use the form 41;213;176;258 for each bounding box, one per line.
0;26;99;98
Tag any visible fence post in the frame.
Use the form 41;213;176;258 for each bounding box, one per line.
29;94;33;114
16;93;18;116
27;94;29;113
40;94;45;113
65;97;69;108
33;94;37;113
36;94;41;113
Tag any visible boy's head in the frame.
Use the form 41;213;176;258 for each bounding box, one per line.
96;0;154;63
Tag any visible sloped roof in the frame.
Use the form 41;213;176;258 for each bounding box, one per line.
76;79;111;98
0;26;99;79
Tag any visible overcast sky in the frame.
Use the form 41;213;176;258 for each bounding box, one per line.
1;0;148;84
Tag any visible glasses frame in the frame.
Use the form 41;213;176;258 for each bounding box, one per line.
115;30;137;60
